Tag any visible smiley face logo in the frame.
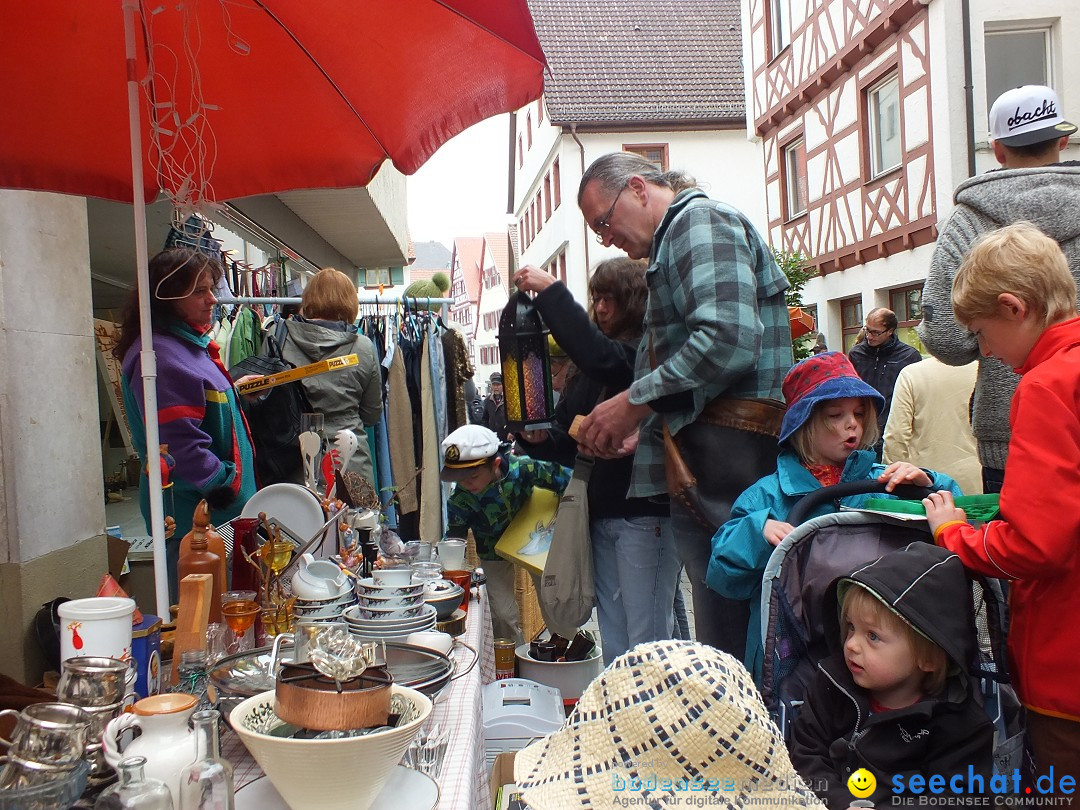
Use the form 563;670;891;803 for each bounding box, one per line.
847;768;876;798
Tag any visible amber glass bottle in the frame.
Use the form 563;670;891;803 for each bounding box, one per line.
177;501;223;623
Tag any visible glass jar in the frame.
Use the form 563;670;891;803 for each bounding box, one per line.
94;755;174;809
177;710;233;810
170;650;213;713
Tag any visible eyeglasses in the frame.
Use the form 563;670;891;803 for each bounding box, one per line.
593;184;628;243
865;327;890;337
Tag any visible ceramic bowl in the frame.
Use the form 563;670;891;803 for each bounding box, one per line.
354;579;426;598
354;592;426;609
352;604;427;621
370;567;413;587
230;687;431;810
423;584;464;621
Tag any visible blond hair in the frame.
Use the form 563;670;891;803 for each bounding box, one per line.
953;222;1076;328
842;584;949;696
788;397;880;465
301;268;359;323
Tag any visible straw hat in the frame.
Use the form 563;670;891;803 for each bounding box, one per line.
514;640;824;809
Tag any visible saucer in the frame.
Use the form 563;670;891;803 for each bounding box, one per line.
241;483;325;541
234;765;439;810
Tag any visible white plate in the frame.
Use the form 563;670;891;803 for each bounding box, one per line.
234;765;439;810
241;483;325;541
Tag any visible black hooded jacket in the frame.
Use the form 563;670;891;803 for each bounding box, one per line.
789;543;995;808
849;334;923;430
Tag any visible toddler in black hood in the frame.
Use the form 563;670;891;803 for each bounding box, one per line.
790;542;994;807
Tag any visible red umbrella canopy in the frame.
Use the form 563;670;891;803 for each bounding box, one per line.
0;0;546;204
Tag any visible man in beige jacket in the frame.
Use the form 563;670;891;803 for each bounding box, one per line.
882;356;981;494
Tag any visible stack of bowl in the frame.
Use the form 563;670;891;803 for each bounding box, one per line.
344;578;436;642
292;586;357;624
54;656;134;781
422;579;465;621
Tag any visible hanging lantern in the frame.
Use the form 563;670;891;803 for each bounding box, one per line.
498;291;555;432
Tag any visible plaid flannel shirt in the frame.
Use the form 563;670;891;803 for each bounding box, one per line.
626;189;793;497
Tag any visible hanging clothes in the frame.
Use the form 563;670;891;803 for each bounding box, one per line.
441;327;474;431
387;348;419;517
419;331;443;541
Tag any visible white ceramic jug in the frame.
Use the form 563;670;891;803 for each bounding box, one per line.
102;693;198;807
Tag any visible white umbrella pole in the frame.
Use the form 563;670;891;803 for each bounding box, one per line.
124;0;171;620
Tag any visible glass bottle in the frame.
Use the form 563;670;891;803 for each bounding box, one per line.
95;755;175;809
178;710;234;810
170;650;213;714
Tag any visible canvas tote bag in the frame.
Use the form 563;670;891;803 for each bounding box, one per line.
538;455;595;638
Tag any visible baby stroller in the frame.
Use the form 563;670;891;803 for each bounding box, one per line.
759;481;1024;776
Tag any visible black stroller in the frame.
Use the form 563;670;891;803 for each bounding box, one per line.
757;481;1024;776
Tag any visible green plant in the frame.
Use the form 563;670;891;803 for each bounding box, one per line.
772;248;818;361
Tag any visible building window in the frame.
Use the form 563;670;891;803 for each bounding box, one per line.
535;191;542;232
782;137;808;218
553;158;561;209
889;284;924;351
841;297;864;353
984;27;1051;113
623;143;669;171
537;98;544;124
868;73;902;178
526;112;532;149
518;135;523;168
362;267;404;288
769;0;791;57
544;174;552;220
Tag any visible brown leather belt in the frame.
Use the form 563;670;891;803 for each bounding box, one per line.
695;397;786;438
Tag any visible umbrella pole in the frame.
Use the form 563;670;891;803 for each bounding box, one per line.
124;0;171;620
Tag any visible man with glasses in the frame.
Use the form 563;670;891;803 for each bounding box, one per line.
849;308;922;457
575;151;792;656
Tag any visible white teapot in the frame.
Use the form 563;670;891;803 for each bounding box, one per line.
103;693;199;807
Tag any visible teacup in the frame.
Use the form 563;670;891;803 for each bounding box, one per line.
0;703;91;766
371;566;413;587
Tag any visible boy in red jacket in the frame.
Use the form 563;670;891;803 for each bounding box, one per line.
924;222;1080;784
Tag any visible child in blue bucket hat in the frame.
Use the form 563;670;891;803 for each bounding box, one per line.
706;351;963;683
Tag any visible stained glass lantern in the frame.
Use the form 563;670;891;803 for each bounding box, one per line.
498;292;555;432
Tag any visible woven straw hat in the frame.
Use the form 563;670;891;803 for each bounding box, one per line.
514;640;823;810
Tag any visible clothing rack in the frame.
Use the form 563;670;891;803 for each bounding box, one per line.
217;295;455;306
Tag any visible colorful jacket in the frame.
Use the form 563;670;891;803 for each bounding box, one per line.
918;163;1080;469
625;189;792;498
121;321;256;538
446;454;571;559
706;449;961;682
935;316;1080;721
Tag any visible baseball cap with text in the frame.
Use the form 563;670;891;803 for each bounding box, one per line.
989;85;1076;147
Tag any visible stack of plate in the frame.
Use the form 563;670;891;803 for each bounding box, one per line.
292;584;357;623
342;603;438;642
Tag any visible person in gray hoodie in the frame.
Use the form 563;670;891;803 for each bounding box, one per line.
280;268;383;487
919;84;1079;493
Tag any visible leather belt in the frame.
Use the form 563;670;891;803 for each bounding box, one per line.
696;397;786;438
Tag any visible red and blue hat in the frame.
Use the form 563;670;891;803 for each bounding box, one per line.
778;352;884;444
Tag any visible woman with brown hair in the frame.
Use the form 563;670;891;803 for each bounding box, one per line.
514;259;681;664
116;247;256;600
279;268;382;486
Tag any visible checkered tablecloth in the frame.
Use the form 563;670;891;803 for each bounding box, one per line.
223;586;496;809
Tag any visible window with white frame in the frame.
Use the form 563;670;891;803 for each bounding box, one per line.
984;27;1051;113
769;0;791;57
782;137;808;218
868;74;902;178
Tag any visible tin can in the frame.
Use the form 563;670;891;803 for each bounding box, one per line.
493;638;516;680
131;614;162;698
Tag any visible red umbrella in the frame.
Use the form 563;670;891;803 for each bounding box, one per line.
0;0;546;617
0;0;545;204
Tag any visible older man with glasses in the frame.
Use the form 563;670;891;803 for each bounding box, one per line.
849;307;923;457
575;151;792;657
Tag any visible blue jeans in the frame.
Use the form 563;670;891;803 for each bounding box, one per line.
591;516;681;666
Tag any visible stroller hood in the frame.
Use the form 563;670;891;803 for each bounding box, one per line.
825;542;976;673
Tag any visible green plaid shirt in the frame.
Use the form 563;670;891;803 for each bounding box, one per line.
446;454;571;559
627;189;793;497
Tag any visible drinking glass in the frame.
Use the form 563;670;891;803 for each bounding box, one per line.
220;591;258;654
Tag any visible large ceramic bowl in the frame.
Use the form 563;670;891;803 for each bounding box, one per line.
424;583;464;621
352;604;427;621
230;686;431;810
354;578;425;598
354;592;426;609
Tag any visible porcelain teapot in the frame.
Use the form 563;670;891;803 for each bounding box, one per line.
102;693;198;807
290;552;349;599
